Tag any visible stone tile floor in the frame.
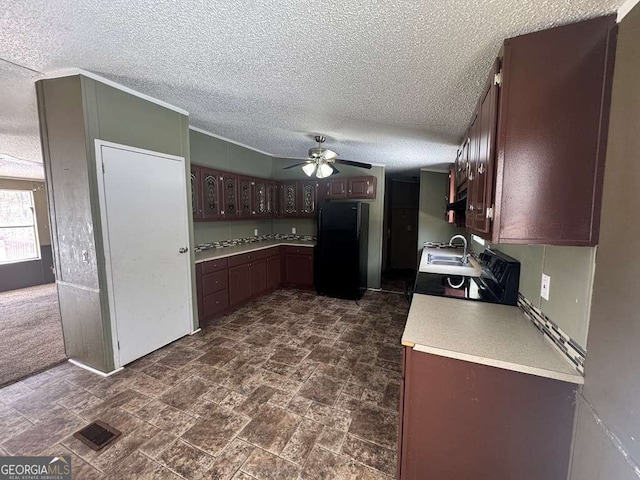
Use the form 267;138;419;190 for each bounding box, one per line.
0;289;409;479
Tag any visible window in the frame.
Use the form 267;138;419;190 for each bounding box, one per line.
0;189;40;263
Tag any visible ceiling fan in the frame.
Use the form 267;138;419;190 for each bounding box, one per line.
283;135;373;178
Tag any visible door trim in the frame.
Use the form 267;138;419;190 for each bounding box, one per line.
94;139;194;369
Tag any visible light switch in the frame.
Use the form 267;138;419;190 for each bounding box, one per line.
541;273;551;301
254;229;258;236
292;227;297;234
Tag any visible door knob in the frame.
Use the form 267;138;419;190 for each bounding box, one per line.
179;247;189;254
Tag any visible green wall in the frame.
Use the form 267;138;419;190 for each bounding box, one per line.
273;157;385;289
493;243;595;348
38;74;192;373
190;129;274;243
418;170;465;255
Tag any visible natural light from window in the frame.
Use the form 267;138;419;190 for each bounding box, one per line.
0;189;40;263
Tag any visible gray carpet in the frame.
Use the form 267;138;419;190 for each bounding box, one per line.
0;283;67;386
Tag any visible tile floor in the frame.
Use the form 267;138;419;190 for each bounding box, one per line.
0;289;408;479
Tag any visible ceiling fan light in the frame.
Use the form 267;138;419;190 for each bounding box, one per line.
302;163;317;177
316;162;333;178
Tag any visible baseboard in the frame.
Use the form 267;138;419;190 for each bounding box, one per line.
68;358;123;377
189;328;202;335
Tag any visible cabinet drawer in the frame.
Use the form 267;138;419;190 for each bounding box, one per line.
203;289;229;317
284;246;313;256
202;270;228;296
265;247;280;258
201;258;228;274
228;250;267;267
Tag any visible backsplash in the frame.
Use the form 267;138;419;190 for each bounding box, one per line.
194;234;316;252
518;294;586;375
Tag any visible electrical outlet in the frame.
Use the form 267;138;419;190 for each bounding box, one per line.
292;227;296;234
541;273;551;301
254;229;258;236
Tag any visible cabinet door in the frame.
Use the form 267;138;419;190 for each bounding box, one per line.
203;290;229;318
466;113;480;230
253;179;268;217
221;174;239;218
285;253;313;287
266;182;279;217
238;176;254;218
201;168;223;220
266;254;281;289
228;264;251;305
298;180;318;217
190;166;202;219
327;179;347;199
250;258;267;296
281;182;298;217
473;60;500;234
347;176;376;199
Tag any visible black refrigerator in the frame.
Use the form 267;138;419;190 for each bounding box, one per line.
315;202;369;300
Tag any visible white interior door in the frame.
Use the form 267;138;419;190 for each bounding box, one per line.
96;141;193;367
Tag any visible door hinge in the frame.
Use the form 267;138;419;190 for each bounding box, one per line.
494;71;503;87
117;340;120;350
102;162;105;173
486;206;494;219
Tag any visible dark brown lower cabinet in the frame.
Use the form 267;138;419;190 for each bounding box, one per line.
283;247;313;288
398;347;577;480
228;264;251;306
196;245;314;324
266;250;281;290
250;259;267;297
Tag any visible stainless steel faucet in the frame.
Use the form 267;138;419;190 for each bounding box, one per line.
449;234;469;265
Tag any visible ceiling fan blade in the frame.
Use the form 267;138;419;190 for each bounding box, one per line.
335;159;372;169
323;149;338;162
283;161;312;170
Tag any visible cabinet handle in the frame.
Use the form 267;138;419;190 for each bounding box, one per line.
469;205;475;211
478;164;485;175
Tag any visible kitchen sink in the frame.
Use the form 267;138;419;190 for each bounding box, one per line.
427;253;467;266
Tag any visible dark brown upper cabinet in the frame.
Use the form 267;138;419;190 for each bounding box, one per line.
298;180;318;217
280;181;298;218
190;165;203;219
221;173;239;217
466;59;500;236
237;176;253;218
326;178;348;199
201;167;223;220
348;176;376;199
266;181;279;217
253;178;268;217
461;15;616;246
191;165;375;221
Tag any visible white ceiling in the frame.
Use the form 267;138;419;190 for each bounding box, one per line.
0;0;621;173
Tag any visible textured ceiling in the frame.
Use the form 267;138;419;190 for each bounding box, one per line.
0;60;42;165
0;0;622;173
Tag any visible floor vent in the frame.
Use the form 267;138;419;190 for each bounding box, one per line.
73;420;121;451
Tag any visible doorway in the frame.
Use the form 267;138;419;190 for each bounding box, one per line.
381;178;419;293
0;166;66;386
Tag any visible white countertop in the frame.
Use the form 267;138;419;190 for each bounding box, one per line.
194;239;315;263
418;246;482;276
402;294;583;384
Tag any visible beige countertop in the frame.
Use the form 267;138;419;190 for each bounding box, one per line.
194;239;315;263
402;294;584;384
